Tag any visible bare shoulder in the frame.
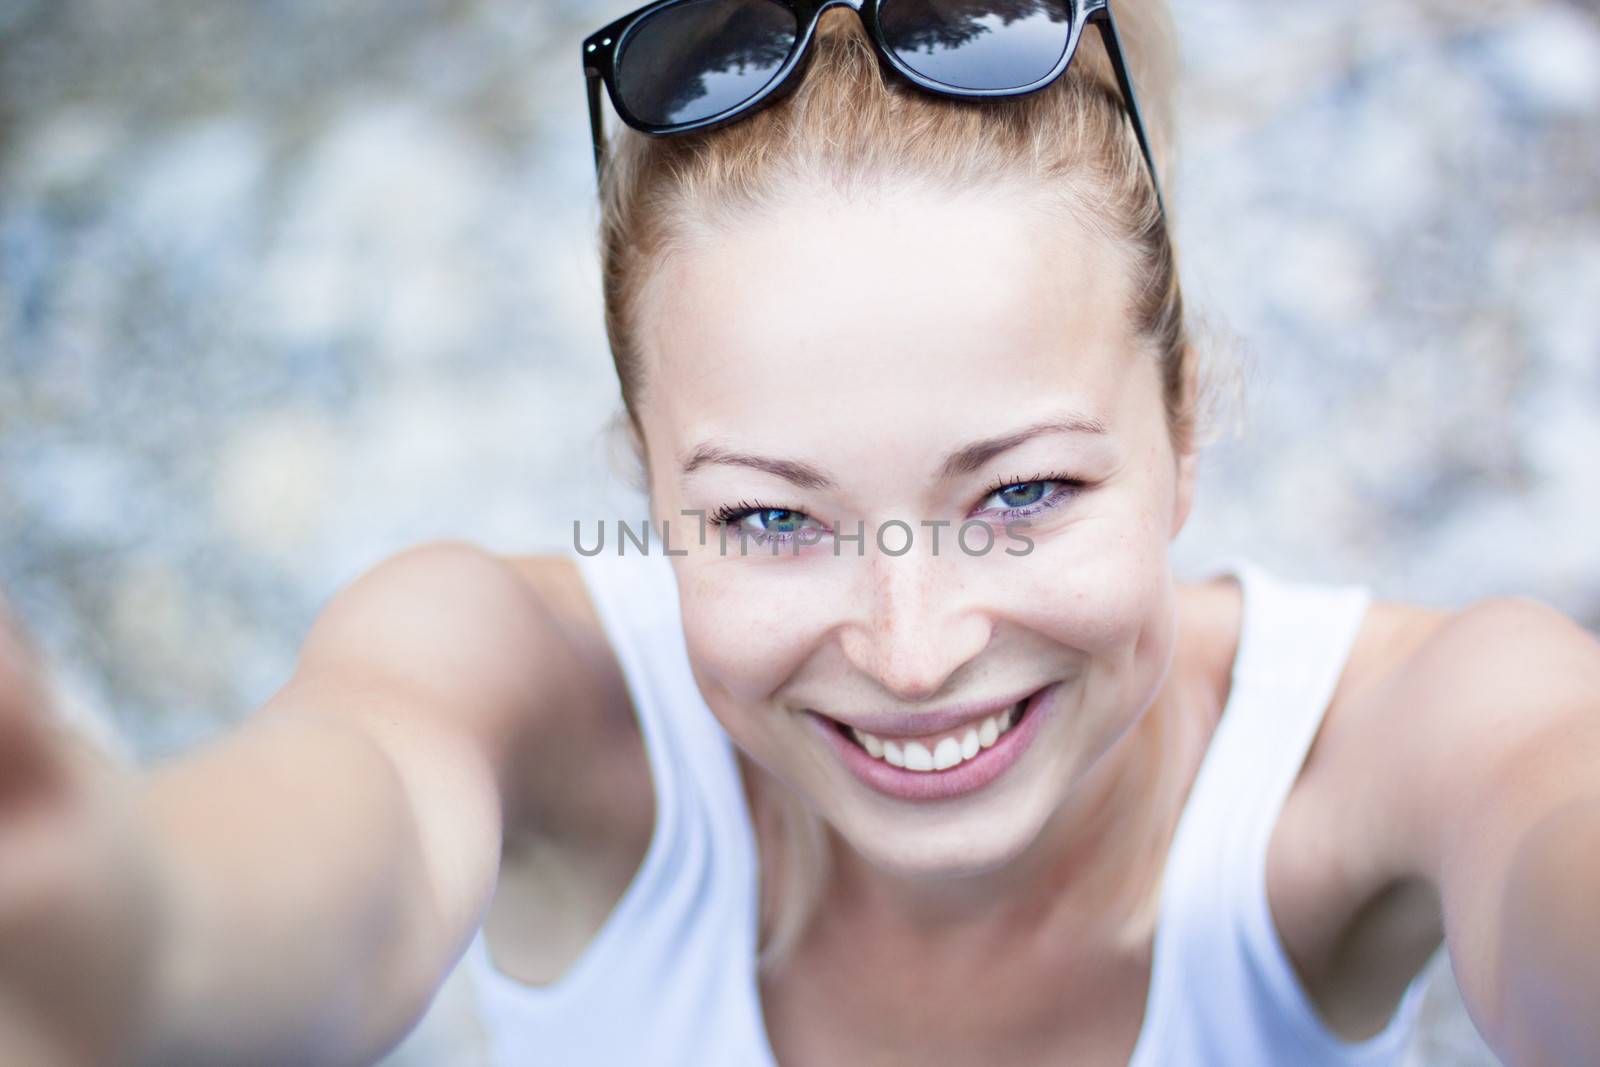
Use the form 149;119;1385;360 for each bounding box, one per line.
1362;592;1600;706
1337;595;1598;805
1291;592;1600;917
299;541;571;761
1388;594;1597;822
298;541;643;835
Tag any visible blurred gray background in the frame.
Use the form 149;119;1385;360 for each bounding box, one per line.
2;0;1597;1063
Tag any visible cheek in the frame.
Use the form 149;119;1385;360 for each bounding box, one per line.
1014;517;1172;658
673;561;836;731
1004;511;1178;739
1018;439;1177;655
1070;554;1176;726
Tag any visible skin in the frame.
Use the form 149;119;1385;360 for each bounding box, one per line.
1;189;1598;1066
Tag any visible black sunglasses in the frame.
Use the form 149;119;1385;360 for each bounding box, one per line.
582;0;1165;217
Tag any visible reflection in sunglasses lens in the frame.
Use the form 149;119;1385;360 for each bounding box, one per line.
879;0;1073;91
617;0;799;126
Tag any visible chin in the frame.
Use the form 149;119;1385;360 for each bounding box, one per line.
822;776;1067;882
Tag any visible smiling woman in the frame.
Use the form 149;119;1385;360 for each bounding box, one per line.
2;2;1599;1067
499;3;1600;1065
475;1;1600;1065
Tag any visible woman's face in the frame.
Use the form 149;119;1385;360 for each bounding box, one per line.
634;186;1197;880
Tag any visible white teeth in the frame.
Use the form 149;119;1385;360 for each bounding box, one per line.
846;699;1027;773
853;729;885;759
978;716;999;748
961;728;980;760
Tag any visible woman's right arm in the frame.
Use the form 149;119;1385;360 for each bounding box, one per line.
1;540;573;1067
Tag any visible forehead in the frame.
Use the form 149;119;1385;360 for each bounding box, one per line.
639;188;1144;457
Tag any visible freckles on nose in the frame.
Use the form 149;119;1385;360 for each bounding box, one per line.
868;560;934;632
841;561;991;697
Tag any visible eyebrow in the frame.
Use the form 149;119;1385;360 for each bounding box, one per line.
679;413;1109;490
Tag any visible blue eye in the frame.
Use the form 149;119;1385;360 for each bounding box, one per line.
709;502;827;546
994;483;1048;508
976;476;1083;519
748;509;808;535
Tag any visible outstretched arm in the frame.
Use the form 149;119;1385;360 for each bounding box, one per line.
1495;793;1600;1065
134;663;504;1066
1;541;565;1066
1372;597;1600;1066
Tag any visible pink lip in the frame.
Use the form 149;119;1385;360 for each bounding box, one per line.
808;683;1059;802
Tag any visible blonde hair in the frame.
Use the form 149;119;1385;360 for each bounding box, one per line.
597;1;1195;969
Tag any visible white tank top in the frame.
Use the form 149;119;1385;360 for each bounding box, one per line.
460;548;1430;1065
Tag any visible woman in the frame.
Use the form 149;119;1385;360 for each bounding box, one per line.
2;1;1597;1064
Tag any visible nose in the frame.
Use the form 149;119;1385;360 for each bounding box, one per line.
837;553;993;703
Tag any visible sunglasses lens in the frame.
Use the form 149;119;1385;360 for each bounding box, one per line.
616;0;800;127
879;0;1074;91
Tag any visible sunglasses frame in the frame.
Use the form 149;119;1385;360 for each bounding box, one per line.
582;0;1165;216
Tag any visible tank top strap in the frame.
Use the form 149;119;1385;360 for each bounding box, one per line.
1151;556;1373;896
572;544;738;780
1212;557;1374;856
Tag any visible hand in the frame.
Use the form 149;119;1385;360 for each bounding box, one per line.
0;592;164;1067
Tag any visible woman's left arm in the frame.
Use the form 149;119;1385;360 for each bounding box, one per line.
1385;597;1600;1066
1494;793;1600;1066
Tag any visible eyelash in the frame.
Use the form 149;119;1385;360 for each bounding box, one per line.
707;473;1086;547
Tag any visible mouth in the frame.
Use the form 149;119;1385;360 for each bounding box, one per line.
831;696;1031;773
807;684;1057;801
